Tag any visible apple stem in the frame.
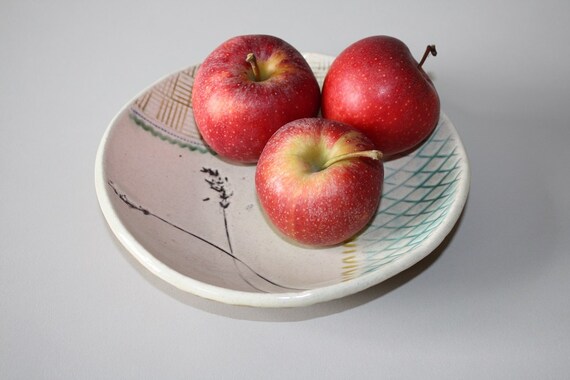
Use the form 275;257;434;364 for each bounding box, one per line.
322;150;383;169
246;53;261;81
418;45;437;69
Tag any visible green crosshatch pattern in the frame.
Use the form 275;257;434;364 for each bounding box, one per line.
359;121;463;274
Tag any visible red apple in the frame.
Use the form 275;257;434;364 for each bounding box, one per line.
191;34;321;163
322;35;440;157
255;118;384;247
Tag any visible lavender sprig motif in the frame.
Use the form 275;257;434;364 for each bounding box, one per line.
201;167;233;254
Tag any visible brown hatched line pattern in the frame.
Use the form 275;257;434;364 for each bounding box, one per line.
133;67;198;134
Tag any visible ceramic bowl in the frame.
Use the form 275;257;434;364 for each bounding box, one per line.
95;53;470;307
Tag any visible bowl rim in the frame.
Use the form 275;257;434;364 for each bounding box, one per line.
94;53;471;308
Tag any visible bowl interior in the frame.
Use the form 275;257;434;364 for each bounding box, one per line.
96;53;469;306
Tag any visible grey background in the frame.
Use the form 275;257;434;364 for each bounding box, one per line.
2;0;569;378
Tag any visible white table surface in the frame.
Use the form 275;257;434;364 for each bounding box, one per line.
2;1;569;378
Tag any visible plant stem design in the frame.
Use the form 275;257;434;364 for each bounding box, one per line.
200;167;233;254
108;180;232;256
107;179;302;291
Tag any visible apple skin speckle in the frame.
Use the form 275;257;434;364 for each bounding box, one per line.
255;118;383;247
322;35;440;157
192;35;321;164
